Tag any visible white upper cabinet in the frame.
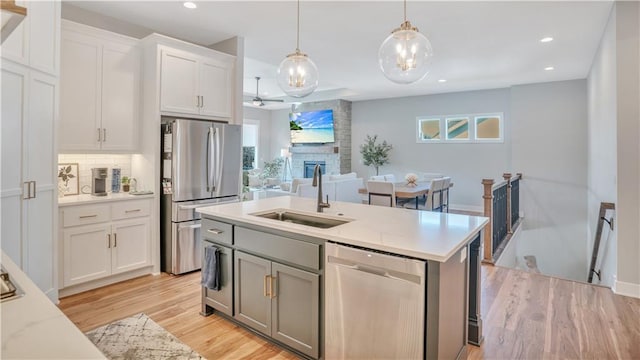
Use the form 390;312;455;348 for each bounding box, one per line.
160;47;233;119
59;21;141;152
1;0;60;76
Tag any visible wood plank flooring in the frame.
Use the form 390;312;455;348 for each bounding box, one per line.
59;265;640;359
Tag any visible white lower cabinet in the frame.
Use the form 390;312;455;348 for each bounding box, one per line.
60;200;152;289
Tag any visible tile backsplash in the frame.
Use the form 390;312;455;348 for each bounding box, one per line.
58;154;132;194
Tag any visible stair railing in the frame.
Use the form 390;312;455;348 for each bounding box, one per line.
482;173;523;264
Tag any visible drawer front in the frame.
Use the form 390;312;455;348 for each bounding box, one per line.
235;227;320;270
62;204;111;227
112;199;151;220
202;218;233;245
202;241;233;316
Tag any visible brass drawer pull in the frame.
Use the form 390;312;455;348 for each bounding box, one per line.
269;276;277;299
79;214;98;219
207;228;223;235
263;275;269;297
125;209;141;213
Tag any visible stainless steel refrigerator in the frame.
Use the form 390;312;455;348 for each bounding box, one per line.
160;117;241;274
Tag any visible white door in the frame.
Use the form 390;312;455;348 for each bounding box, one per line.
101;42;140;151
28;0;59;75
0;0;28;64
0;62;26;266
22;72;57;299
111;218;150;275
63;224;112;287
160;50;199;115
59;31;101;150
199;59;232;119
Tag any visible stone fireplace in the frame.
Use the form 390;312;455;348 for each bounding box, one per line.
289;100;352;179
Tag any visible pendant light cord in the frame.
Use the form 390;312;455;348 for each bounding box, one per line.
404;0;407;22
296;0;300;51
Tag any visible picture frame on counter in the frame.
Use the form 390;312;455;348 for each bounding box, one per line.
58;163;79;196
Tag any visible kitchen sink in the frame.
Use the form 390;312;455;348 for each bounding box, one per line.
251;209;352;229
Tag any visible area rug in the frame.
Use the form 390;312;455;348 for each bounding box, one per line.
85;313;204;360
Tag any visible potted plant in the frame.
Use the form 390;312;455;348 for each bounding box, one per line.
359;134;393;176
122;176;130;192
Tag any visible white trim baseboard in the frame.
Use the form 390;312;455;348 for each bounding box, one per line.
449;203;483;214
613;280;640;299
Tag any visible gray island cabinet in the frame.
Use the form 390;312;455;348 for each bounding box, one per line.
197;196;488;360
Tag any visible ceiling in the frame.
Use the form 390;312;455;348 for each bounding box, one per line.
66;1;613;109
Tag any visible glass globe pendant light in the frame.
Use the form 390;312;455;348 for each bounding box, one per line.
378;0;433;84
276;0;319;98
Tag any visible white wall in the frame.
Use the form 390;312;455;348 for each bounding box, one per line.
243;106;272;169
351;88;512;210
271;108;292;160
614;1;640;297
587;6;618;288
511;80;588;280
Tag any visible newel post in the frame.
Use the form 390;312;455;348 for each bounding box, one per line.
482;179;494;263
503;173;512;234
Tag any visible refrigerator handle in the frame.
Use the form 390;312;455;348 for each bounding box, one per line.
208;127;216;194
214;128;222;192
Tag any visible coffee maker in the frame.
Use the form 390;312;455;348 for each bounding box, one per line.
91;168;108;196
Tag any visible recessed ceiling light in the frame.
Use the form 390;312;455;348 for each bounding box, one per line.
183;2;197;9
438;79;447;83
540;37;554;43
544;66;555;71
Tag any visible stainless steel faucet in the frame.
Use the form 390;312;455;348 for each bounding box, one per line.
312;164;330;213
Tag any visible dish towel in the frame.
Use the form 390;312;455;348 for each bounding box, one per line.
201;246;221;291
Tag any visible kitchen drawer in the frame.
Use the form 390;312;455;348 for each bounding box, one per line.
235;227;320;270
62;204;111;227
202;218;233;245
112;199;151;220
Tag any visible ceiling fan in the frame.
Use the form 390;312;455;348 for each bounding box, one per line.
251;76;284;106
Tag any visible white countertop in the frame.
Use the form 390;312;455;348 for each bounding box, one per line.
58;192;154;207
0;252;105;359
197;196;489;262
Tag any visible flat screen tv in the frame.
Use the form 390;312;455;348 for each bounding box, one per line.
290;109;335;144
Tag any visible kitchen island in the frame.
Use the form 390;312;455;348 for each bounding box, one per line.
197;196;488;359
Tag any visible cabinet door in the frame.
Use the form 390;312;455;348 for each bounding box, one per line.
111;218;151;275
1;1;28;64
271;262;320;358
23;72;57;300
59;31;101;151
160;50;199;115
101;42;141;151
202;242;233;316
199;59;232;119
0;62;26;265
234;251;271;336
63;224;111;287
28;0;59;75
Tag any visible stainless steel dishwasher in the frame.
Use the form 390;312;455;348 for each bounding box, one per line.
325;242;427;359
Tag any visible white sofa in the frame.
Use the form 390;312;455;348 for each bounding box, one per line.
283;173;364;204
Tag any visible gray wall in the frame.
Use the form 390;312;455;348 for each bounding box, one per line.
511;80;588;280
587;6;618;288
351;88;512;210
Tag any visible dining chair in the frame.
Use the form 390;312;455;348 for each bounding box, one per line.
370;175;386;181
441;177;451;212
366;180;396;207
425;178;445;212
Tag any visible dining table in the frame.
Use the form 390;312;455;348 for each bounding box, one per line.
359;181;453;210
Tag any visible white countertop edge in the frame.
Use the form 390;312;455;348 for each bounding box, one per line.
58;193;155;206
197;197;489;263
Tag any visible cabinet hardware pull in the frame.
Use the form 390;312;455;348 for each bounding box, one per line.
207;228;223;235
107;234;111;248
196;95;200;107
79;214;98;219
270;276;277;299
103;128;107;142
114;233;117;247
264;275;269;297
30;181;36;199
200;96;204;108
23;182;30;199
125;209;141;213
97;128;101;142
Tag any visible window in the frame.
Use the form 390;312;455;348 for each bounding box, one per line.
416;113;503;143
242;120;259;169
446;117;469;140
417;118;441;141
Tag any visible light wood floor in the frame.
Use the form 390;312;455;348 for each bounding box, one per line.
59;266;640;360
